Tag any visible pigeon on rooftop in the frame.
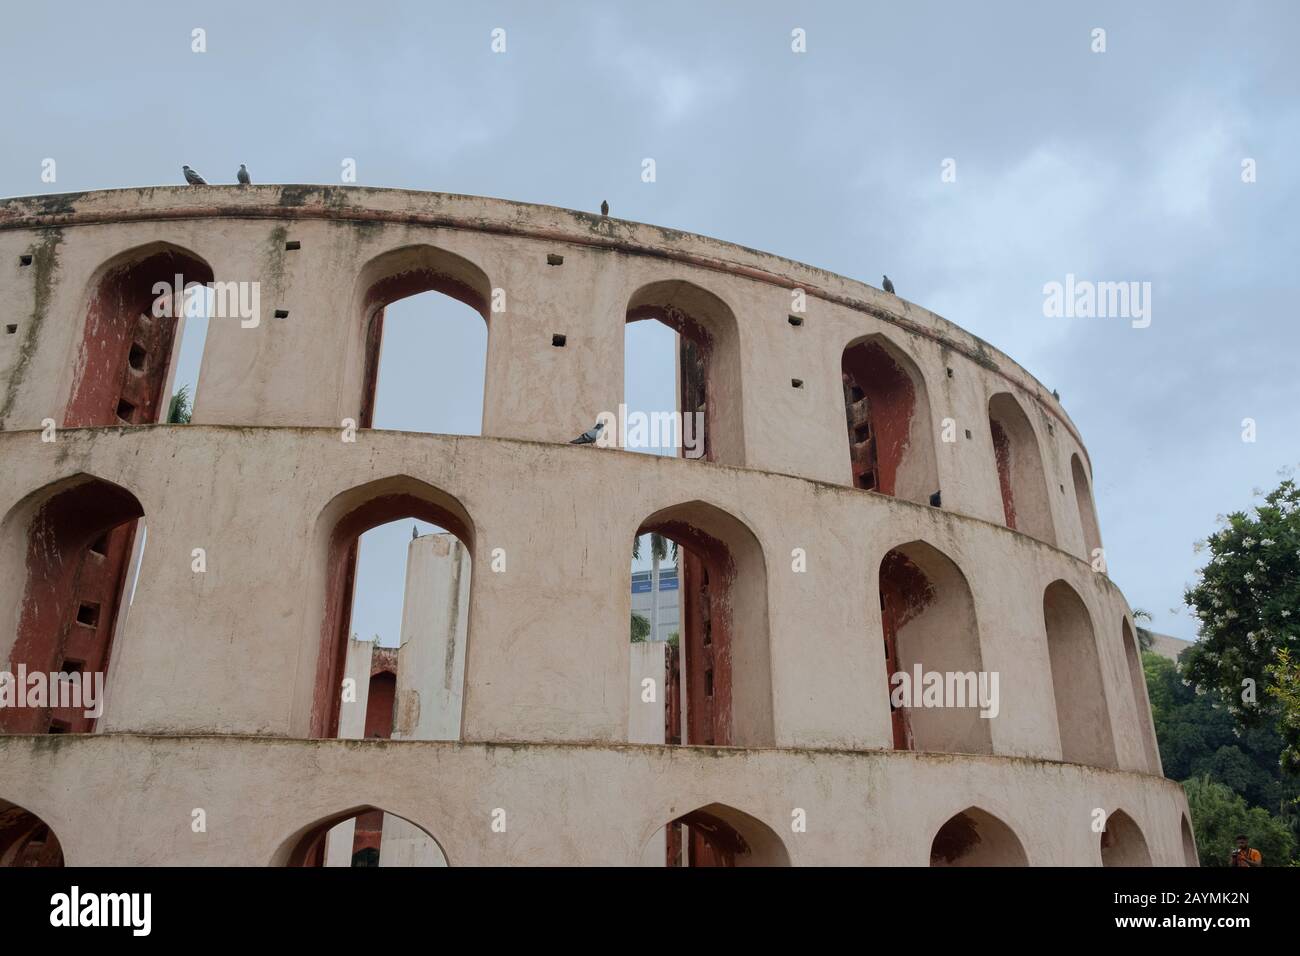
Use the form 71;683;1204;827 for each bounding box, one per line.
600;200;609;216
237;164;251;185
882;275;895;294
182;165;207;185
570;422;605;445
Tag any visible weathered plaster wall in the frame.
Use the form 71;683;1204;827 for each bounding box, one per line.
0;425;1158;773
0;735;1190;866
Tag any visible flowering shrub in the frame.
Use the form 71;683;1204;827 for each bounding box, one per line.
1184;478;1300;772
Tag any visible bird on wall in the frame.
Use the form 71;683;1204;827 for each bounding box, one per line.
182;165;207;185
237;164;251;185
570;421;605;445
1052;389;1060;401
882;275;895;294
600;199;609;216
412;525;418;540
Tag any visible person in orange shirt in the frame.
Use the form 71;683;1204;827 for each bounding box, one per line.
1229;834;1262;867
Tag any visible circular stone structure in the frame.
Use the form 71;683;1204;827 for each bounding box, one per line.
0;185;1194;866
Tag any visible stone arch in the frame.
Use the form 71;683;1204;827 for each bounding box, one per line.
1071;454;1102;561
352;244;492;428
305;476;475;739
877;540;991;754
66;241;214;427
625;280;744;466
1100;809;1152;866
0;473;145;733
635;499;772;747
0;798;65;867
930;806;1028;866
273;805;448;867
1181;814;1199;867
840;334;939;505
644;802;790;867
988;392;1055;545
1122;617;1160;773
1043;581;1117;768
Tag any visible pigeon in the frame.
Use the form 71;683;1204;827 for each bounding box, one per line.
412;525;418;540
237;164;251;185
569;421;605;445
1052;389;1060;401
182;165;207;185
882;275;895;294
600;199;609;216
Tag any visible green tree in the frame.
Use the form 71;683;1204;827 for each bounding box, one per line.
1132;608;1155;651
1145;650;1300;862
632;533;676;641
1266;647;1300;773
1144;652;1298;814
1183;477;1300;767
167;383;192;424
630;612;649;643
1183;775;1295;867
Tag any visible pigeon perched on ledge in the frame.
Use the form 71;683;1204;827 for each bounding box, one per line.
600;199;609;216
182;165;207;185
237;164;251;185
882;274;895;294
570;422;605;445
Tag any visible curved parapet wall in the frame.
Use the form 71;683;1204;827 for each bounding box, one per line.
0;186;1188;865
0;735;1192;866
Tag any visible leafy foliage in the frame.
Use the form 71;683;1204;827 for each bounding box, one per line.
632;533;675;562
1183;477;1300;768
630;612;649;643
1132;608;1155;651
167;384;193;424
1145;651;1299;863
1183;775;1295;867
1266;647;1300;773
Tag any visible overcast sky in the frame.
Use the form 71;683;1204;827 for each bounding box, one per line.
4;1;1297;645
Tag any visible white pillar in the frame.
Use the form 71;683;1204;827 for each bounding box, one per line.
393;533;470;741
378;814;448;867
628;641;666;744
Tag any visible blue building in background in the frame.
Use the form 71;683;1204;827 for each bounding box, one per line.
631;566;679;643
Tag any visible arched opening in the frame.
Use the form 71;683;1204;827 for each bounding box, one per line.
1100;809;1152;866
623;315;680;460
878;542;991;754
841;335;939;505
988;393;1055;545
930;807;1027;866
165;284;215;423
1122;618;1160;773
364;667;397;739
1181;814;1199;867
0;475;144;733
309;477;474;740
0;799;64;867
624;281;743;465
628;531;678;744
65;243;213;427
277;806;447;867
646;802;790;867
631;501;772;749
1043;581;1117;768
353;245;491;431
1071;454;1101;561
